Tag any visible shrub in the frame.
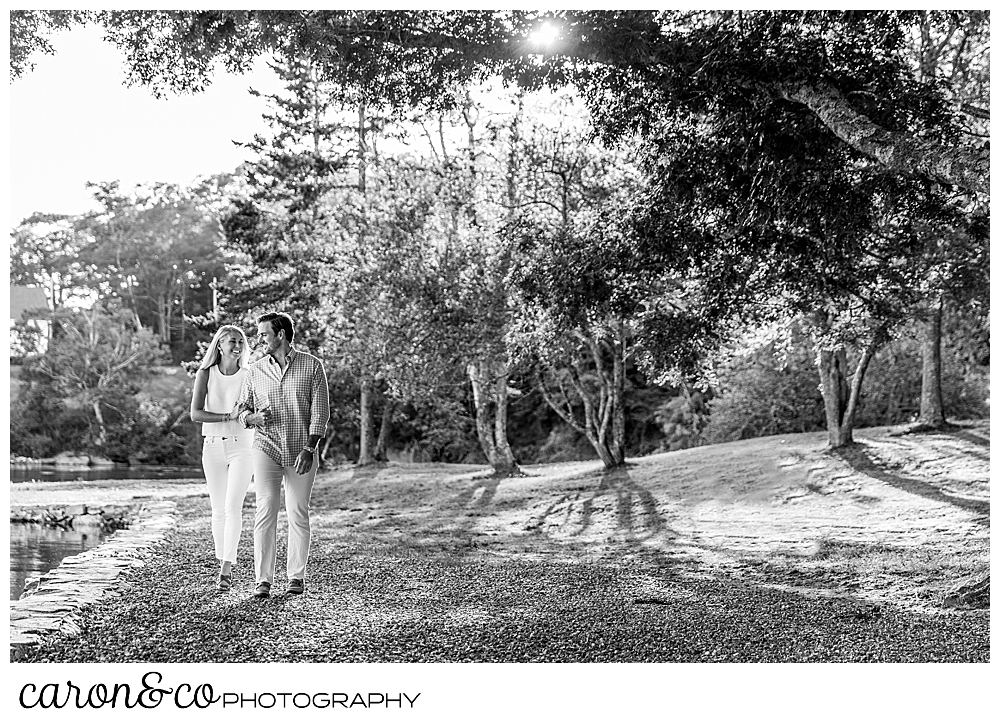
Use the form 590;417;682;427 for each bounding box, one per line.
705;338;826;443
857;320;989;425
655;389;712;451
534;425;599;463
9;383;92;458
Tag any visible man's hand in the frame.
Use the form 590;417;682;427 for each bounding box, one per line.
295;449;314;475
249;409;272;427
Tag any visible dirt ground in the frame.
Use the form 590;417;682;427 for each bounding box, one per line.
11;420;989;616
300;421;989;614
10;421;989;664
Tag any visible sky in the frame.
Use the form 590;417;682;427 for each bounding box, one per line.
7;23;285;227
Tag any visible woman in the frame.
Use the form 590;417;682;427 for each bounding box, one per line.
190;324;253;592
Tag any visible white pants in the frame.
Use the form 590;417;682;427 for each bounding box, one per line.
252;449;316;585
201;435;254;564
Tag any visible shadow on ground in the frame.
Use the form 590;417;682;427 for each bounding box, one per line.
835;443;989;524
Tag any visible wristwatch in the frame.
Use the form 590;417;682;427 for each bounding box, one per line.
303;446;317;455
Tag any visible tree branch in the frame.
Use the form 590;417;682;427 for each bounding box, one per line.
776;80;988;195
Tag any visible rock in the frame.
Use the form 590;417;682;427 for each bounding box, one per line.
20;577;40;598
53;451;90;467
9;500;176;659
89;455;116;467
65;504;88;516
72;514;105;529
943;575;990;609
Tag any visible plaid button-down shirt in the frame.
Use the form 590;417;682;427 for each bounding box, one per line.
238;347;330;467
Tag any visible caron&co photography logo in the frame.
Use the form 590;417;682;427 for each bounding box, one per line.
18;671;422;710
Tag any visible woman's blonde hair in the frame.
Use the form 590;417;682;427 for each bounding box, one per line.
198;325;250;371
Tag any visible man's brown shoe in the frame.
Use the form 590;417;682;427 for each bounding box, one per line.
254;582;271;599
287;579;304;595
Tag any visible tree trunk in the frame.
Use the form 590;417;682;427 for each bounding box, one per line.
319;426;337;469
816;343;879;448
467;358;519;476
179;279;186;345
609;321;627;465
568;360;616;468
538;330;628;469
817;347;852;448
918;298;946;427
491;372;517;470
157;293;170;344
357;376;377;466
91;398;107;447
581;330;626;468
374;398;393;462
840;343;877;438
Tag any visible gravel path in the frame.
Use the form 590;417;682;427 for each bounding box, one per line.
14;441;989;663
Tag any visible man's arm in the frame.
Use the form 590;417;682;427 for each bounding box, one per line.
308;358;331;441
295;358;330;474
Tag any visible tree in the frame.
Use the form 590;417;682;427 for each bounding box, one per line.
614;18;984;448
222;52;353;342
81;180;228;360
507;102;636;468
9;9;90;80
10;212;96;313
28;303;167;449
13;11;981;195
351;85;531;477
902;12;990;430
902;221;989;431
450;89;523;476
223;53;432;467
319;155;450;466
512;205;710;466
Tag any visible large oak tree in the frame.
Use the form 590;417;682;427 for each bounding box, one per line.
11;10;987;194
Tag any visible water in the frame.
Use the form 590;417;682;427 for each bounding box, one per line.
9;464;203;483
10;523;106;600
10;464;202;600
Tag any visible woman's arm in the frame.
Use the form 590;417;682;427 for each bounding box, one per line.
190;368;235;424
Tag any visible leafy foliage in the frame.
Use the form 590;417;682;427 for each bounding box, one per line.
9;9;90;80
8;11;990;462
705;316;989;443
9;304;197;462
10;213;95;310
80;180;231;361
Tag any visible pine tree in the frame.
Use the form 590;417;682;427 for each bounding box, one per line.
222;53;354;352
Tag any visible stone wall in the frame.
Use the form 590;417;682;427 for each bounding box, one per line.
10;503;133;532
10;500;177;660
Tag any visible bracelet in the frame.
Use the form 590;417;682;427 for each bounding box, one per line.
303;446;317;455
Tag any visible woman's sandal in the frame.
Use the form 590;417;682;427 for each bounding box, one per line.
217;573;232;592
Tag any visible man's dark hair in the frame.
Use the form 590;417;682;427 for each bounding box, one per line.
258;311;295;344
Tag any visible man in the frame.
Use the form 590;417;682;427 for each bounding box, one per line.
238;312;330;598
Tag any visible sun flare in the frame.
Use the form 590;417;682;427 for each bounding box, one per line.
529;22;560;48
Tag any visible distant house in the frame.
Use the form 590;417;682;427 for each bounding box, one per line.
10;285;51;358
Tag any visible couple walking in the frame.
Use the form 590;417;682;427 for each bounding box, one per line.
190;311;330;598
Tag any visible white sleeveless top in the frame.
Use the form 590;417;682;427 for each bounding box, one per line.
201;365;247;437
